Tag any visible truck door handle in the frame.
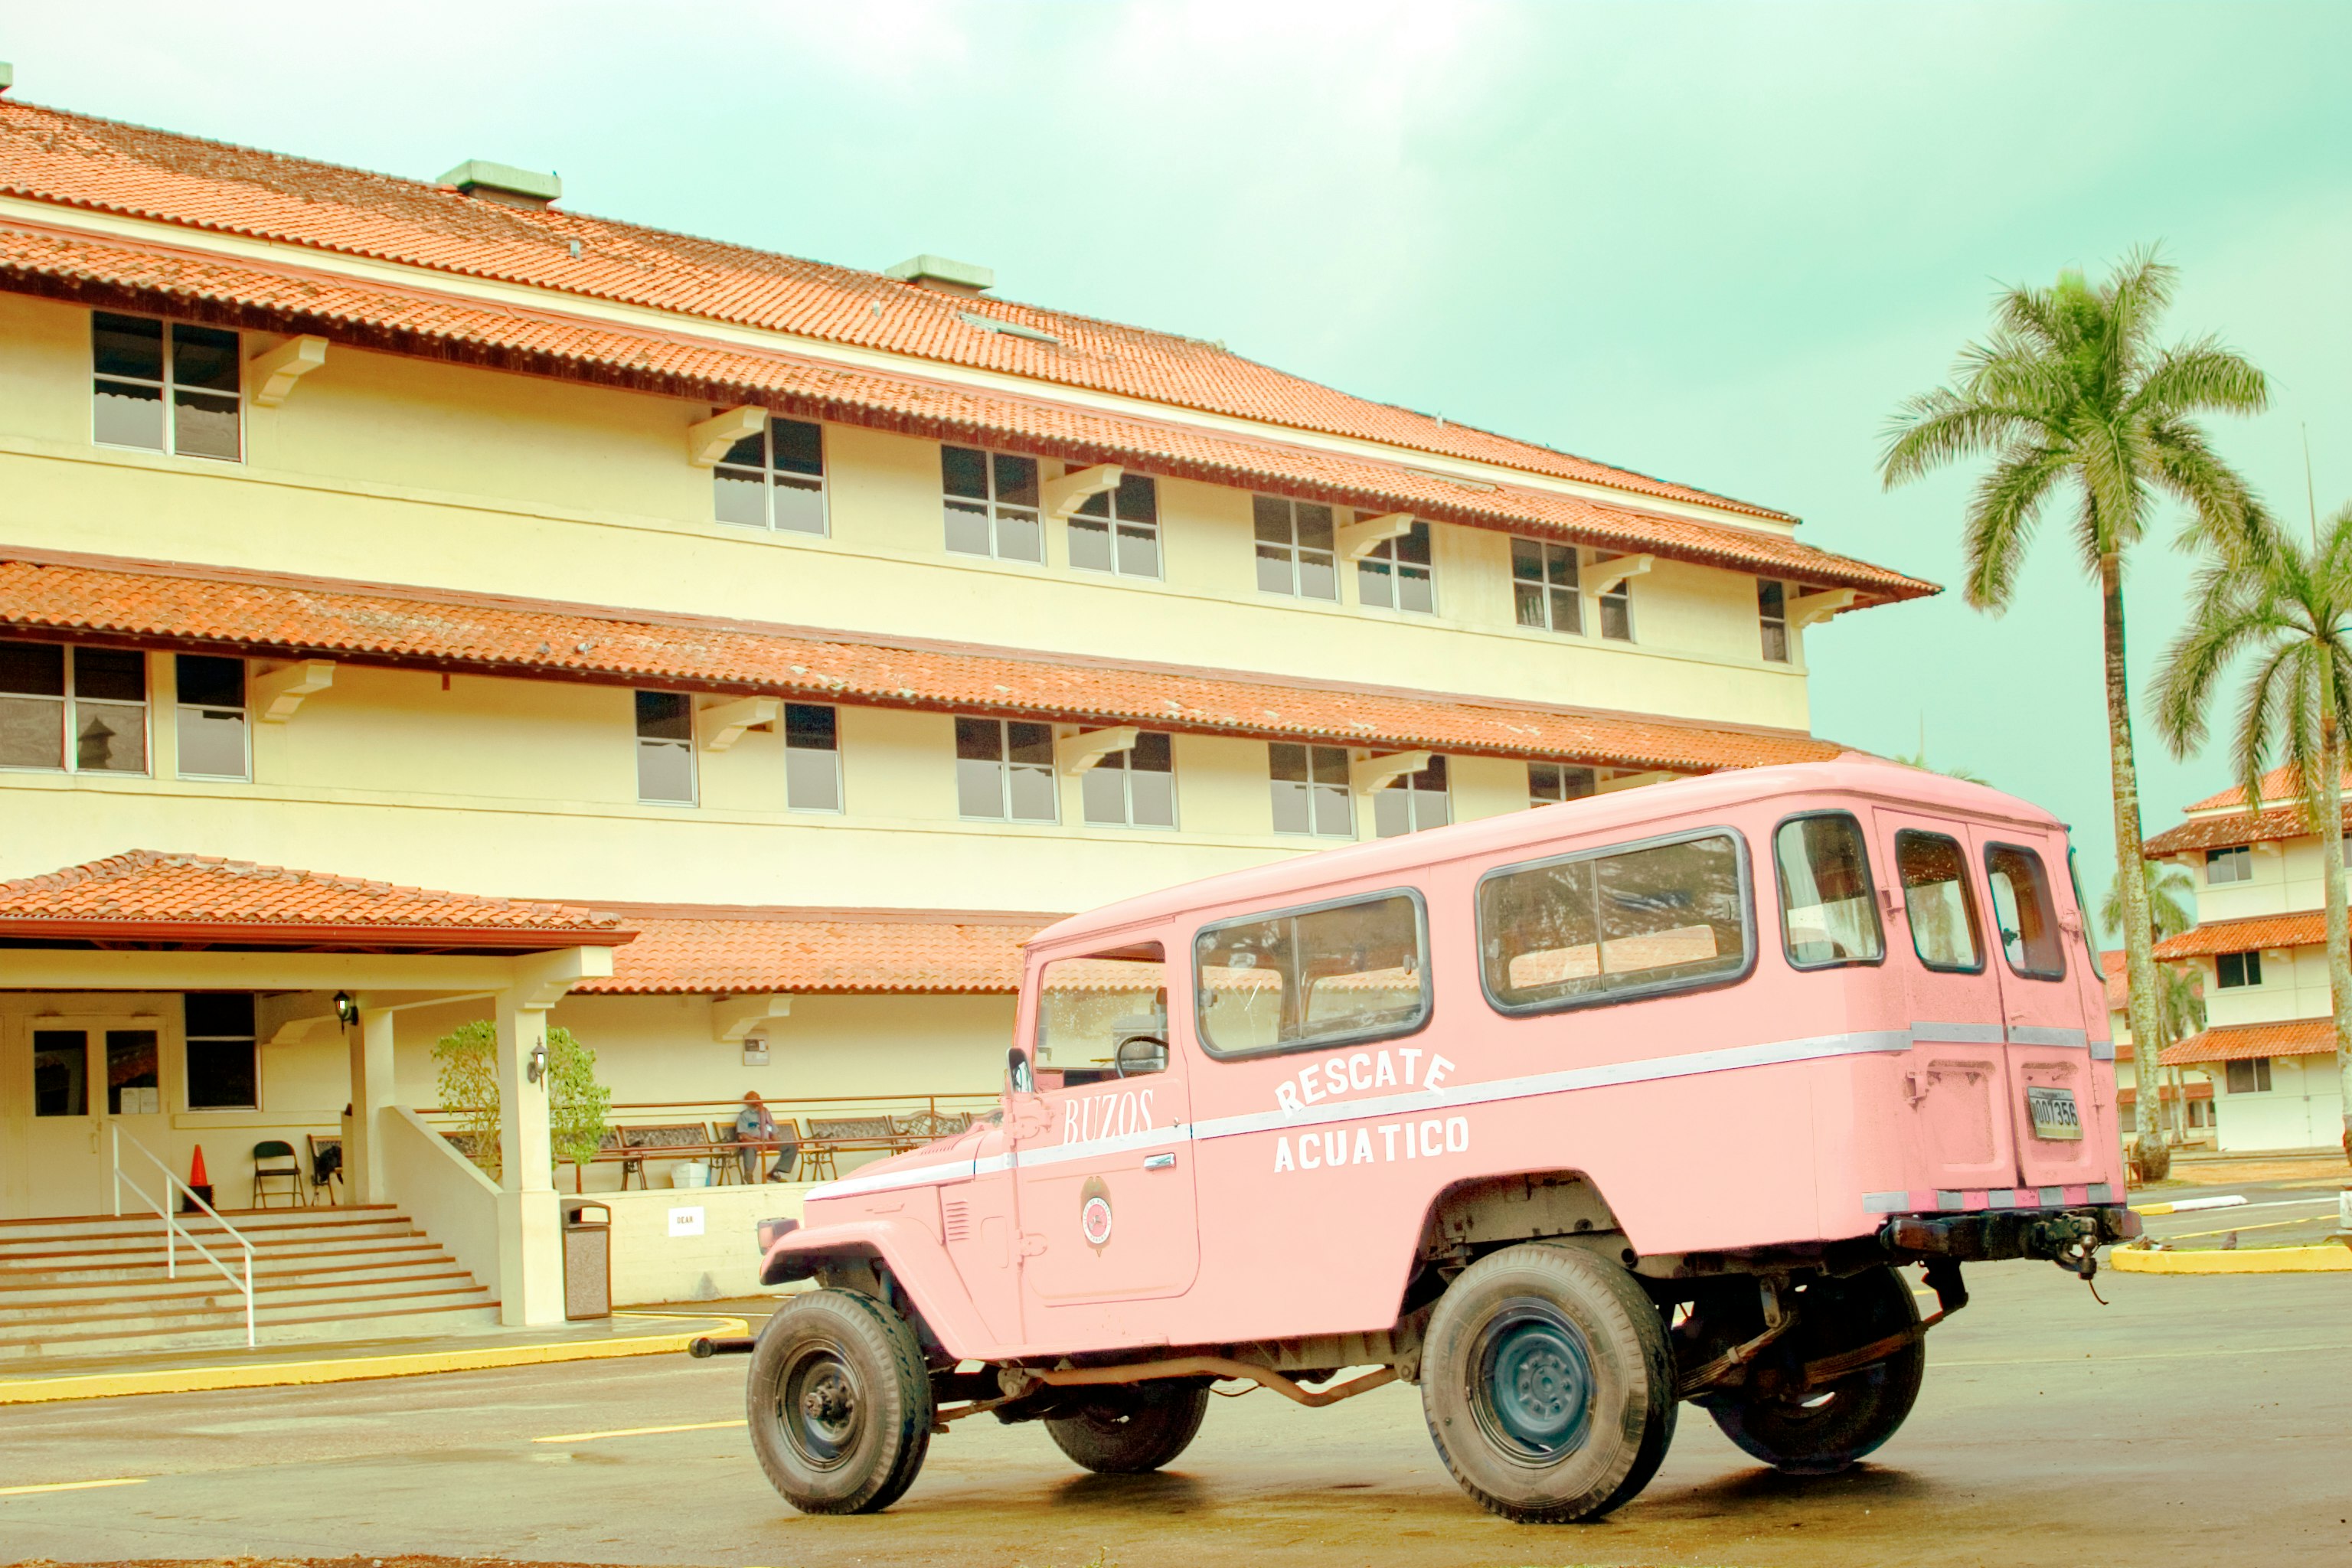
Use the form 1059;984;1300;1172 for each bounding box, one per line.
1143;1153;1176;1171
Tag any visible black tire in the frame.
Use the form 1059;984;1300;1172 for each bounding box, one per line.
746;1287;934;1514
1420;1243;1677;1524
1707;1265;1923;1475
1044;1380;1211;1474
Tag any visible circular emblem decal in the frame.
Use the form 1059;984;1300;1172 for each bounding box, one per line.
1079;1178;1114;1251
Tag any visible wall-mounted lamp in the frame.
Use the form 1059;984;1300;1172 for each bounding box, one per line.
526;1041;549;1085
334;991;358;1026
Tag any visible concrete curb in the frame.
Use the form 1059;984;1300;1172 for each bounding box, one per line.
2112;1246;2351;1276
0;1314;748;1406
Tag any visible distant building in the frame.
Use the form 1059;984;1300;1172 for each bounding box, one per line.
2102;951;2214;1148
2144;767;2351;1152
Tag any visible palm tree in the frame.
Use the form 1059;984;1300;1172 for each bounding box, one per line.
2105;864;2203;1141
2153;503;2352;1164
1879;247;2269;1176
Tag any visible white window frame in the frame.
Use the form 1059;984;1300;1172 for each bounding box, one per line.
1512;538;1583;635
942;446;1044;563
1357;519;1436;614
2204;846;2251;885
1253;496;1339;601
2214;949;2262;989
1759;579;1791;663
0;641;150;776
714;415;828;535
2223;1057;2272;1094
1269;742;1354;838
1067;471;1162;579
1082;731;1178;828
635;691;697;805
91;310;243;462
956;716;1058;822
1374;754;1451;838
783;701;842;813
1527;761;1596;808
174;654;250;782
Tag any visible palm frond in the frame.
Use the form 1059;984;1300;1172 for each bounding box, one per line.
1960;443;2069;609
1879;389;2037;488
2133;339;2270;420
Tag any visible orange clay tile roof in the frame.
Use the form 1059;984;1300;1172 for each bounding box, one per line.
0;100;1782;523
0;550;1851;775
2117;1080;2212;1102
2100;950;2128;1011
573;906;1049;995
2182;763;2352;813
0;851;633;949
2142;802;2348;858
0;219;1933;605
2160;1018;2340;1067
2152;913;2331;960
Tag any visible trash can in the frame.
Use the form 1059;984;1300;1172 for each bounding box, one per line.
561;1198;612;1321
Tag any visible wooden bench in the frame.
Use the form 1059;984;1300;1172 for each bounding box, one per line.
617;1122;716;1189
802;1116;906;1182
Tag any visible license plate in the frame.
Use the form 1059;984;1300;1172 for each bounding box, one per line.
2026;1086;2082;1141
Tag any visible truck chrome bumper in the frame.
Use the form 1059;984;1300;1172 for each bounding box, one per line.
1879;1202;2140;1263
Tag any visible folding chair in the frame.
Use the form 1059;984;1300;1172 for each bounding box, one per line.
252;1139;305;1208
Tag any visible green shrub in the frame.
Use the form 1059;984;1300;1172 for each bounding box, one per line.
431;1020;611;1183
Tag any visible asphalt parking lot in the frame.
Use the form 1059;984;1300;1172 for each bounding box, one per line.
2;1254;2347;1568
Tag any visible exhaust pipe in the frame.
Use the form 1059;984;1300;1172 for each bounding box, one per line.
687;1335;756;1359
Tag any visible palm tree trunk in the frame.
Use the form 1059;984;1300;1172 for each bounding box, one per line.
2318;700;2352;1165
2102;553;2168;1176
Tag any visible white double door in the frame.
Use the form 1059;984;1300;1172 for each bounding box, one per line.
4;1014;167;1218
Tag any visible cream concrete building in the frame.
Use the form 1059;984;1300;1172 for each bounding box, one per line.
0;94;1933;1328
2144;768;2352;1153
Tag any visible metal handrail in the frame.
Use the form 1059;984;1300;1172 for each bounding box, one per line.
110;1125;256;1349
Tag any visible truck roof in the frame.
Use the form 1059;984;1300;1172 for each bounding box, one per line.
1033;754;2063;951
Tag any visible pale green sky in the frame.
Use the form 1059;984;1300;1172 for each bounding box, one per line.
7;2;2347;930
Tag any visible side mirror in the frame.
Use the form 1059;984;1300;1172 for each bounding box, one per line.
1006;1047;1034;1096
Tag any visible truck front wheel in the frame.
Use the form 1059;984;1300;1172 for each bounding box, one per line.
1420;1243;1676;1524
1045;1380;1211;1474
746;1287;934;1514
1707;1264;1923;1475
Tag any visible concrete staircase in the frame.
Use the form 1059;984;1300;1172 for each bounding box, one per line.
0;1205;498;1361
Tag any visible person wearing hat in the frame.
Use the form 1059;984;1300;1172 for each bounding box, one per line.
733;1092;798;1182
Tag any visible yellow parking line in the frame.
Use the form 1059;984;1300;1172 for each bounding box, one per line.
2164;1217;2327;1242
0;1478;146;1498
534;1418;746;1444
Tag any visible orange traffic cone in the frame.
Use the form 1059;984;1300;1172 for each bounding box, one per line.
188;1145;209;1187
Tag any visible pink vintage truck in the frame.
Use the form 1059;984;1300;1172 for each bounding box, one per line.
720;757;2135;1521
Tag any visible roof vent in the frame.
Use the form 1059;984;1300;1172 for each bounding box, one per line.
957;310;1060;347
884;254;994;296
439;159;562;210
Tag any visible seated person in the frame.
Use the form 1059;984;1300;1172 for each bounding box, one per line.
733;1093;800;1182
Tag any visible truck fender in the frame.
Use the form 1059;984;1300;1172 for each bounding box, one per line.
760;1218;996;1362
1419;1171;1625;1258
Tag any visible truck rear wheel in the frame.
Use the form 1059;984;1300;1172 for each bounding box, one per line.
746;1287;934;1514
1045;1380;1211;1474
1707;1264;1923;1475
1420;1243;1676;1524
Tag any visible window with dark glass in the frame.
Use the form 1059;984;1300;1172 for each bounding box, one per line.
1479;831;1749;1011
1775;814;1883;966
32;1030;88;1117
635;691;695;804
1269;742;1352;837
2224;1057;2272;1094
1253;496;1338;600
1759;580;1790;663
714;416;826;534
1513;539;1581;634
1374;755;1449;838
942;446;1043;562
1195;892;1428;1057
956;717;1056;821
0;642;146;774
2204;845;2251;885
106;1028;161;1116
1528;762;1597;808
1896;830;1984;972
784;703;840;812
1358;518;1435;613
2216;949;2262;989
175;654;248;780
93;311;240;461
1985;843;2066;979
1068;472;1161;578
1083;731;1175;828
185;992;259;1111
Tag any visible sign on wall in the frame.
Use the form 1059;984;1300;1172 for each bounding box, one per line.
668;1206;705;1238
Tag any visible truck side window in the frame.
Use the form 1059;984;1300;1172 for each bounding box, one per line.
1193;892;1428;1057
1985;843;2066;980
1895;830;1984;972
1478;830;1749;1012
1775;813;1883;967
1037;945;1168;1076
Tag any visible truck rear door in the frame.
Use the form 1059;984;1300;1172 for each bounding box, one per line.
1975;833;2104;1193
1872;808;2020;1196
